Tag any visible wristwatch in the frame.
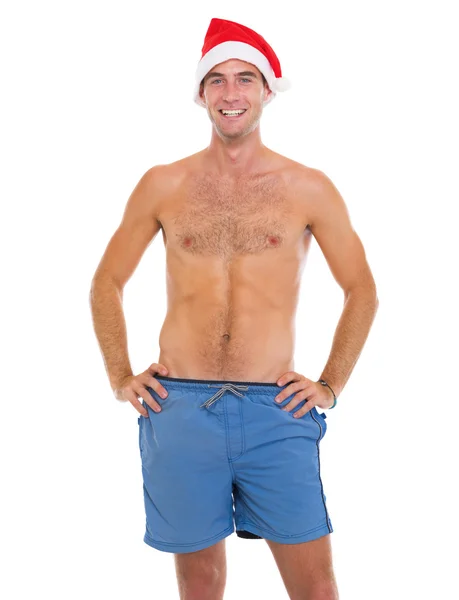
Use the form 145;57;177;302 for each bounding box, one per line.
318;379;337;409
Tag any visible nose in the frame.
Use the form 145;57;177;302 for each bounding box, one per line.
222;81;240;104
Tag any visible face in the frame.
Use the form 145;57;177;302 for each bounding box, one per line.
199;59;272;141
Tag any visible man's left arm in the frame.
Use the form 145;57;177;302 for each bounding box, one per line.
306;169;379;399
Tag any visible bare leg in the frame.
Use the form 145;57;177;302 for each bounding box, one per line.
174;538;227;600
266;534;339;600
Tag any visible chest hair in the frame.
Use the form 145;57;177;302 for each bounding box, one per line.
173;173;290;257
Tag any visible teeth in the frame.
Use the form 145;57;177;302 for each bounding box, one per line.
221;110;246;115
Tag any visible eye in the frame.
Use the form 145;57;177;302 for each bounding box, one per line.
241;78;252;83
211;79;222;84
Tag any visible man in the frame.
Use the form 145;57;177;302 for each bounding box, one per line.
90;17;378;600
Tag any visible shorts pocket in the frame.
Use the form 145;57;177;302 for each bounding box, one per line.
138;413;144;457
311;407;328;440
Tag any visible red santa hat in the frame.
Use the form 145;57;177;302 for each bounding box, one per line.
194;18;291;107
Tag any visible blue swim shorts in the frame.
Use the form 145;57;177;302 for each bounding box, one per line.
137;375;333;554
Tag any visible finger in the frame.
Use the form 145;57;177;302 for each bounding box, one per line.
277;372;295;386
145;376;169;399
292;400;315;418
148;363;168;376
288;395;314;418
277;372;303;386
125;388;149;417
275;380;307;403
281;391;310;413
133;382;163;413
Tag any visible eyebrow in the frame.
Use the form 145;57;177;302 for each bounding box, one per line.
205;70;259;81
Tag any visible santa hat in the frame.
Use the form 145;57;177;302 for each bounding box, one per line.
194;18;291;107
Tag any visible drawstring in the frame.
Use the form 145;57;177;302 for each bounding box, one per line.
200;383;249;408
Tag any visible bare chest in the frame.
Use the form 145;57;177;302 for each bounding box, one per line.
162;174;302;257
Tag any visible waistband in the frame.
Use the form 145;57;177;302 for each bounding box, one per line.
154;375;284;394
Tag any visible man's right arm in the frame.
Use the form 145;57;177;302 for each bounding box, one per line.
89;166;164;393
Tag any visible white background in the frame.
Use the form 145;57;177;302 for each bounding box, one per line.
1;0;458;598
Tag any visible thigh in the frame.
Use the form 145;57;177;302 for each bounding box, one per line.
266;534;338;599
233;392;332;543
138;387;234;553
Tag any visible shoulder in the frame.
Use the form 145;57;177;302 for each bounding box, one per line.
283;162;347;220
145;151;205;190
269;156;350;230
281;160;332;192
266;152;327;190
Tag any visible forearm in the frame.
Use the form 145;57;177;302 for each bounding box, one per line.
89;276;134;392
319;287;379;397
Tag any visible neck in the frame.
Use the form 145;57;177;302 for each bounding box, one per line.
205;125;268;177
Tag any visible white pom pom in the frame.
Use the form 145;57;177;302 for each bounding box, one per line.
274;76;291;92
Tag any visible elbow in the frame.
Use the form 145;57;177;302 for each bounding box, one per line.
90;272;123;297
345;281;379;304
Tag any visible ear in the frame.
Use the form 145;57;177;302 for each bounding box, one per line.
263;84;273;103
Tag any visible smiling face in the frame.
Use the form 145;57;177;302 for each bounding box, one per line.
199;59;272;141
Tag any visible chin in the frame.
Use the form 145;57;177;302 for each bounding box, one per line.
217;129;245;141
